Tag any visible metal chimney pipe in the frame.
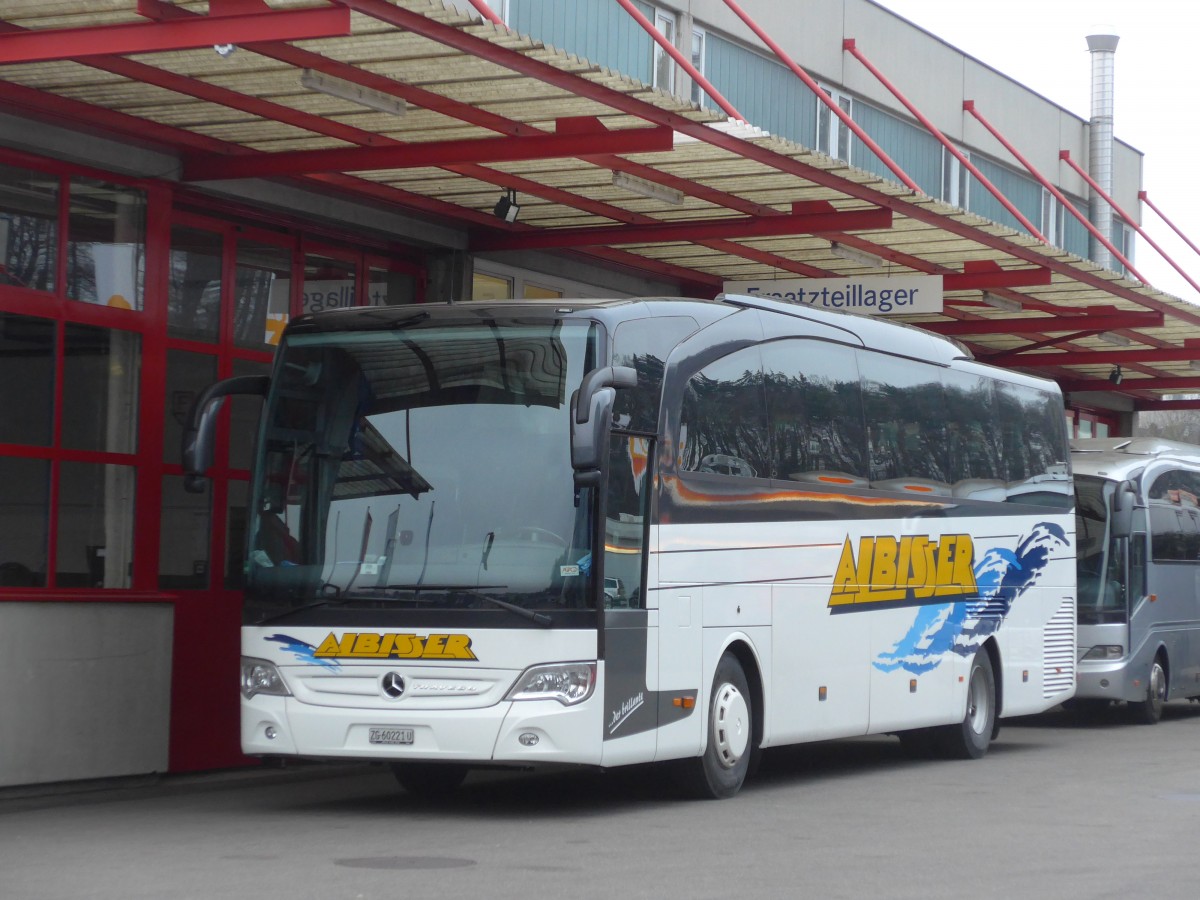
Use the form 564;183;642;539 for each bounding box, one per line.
1086;32;1119;269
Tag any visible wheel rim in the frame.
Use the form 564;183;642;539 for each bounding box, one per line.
1150;662;1167;704
712;682;750;768
966;663;991;735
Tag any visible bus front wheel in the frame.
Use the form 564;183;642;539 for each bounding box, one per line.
1130;656;1168;725
935;650;996;759
677;653;754;799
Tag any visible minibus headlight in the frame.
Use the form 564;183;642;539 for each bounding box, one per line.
1083;645;1124;661
505;662;596;705
241;657;292;699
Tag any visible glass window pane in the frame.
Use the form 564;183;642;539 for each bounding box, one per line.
225;479;249;590
301;252;356;316
235;240;291;349
0;162;58;293
61;324;140;454
679;347;769;479
159;475;210;589
604;433;646;609
860;351;949;490
164;350;217;463
368;266;415;306
472;271;512;300
229;358;269;472
523;283;562;299
762;339;867;481
57;462;135;588
67;177;146;310
169;226;223;342
0;312;55;447
0;456;49;586
941;370;1002;487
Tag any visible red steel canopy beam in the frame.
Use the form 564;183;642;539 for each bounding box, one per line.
843;40;1046;241
1055;156;1200;297
986;346;1200;368
1060;375;1200;394
183;120;675;180
961;102;1144;281
471;207;893;251
616;0;744;121
921;310;1163;337
332;0;1194;329
943;260;1052;292
1140;191;1200;261
0;6;350;63
720;1;921;192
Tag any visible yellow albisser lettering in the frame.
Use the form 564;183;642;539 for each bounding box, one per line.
440;634;477;660
830;537;860;605
377;633;396;658
390;634;425;658
866;536;905;604
423;634;448;657
855;537;875;602
953;534;978;592
352;633;381;656
314;633;343;657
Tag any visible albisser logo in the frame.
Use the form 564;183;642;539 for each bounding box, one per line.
313;632;478;660
829;533;979;610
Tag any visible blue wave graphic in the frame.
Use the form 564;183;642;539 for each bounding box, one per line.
873;522;1067;674
265;633;340;670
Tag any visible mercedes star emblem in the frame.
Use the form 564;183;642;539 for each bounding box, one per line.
381;672;406;699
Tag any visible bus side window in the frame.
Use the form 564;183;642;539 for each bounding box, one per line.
858;350;950;492
760;339;867;482
678;347;769;480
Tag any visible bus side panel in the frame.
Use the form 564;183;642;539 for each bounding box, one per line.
652;583;704;762
770;584;870;744
868;609;959;733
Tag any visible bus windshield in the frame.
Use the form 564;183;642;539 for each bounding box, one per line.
1074;474;1128;624
244;318;600;623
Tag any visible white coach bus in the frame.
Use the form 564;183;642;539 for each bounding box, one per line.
183;294;1076;798
1072;437;1200;722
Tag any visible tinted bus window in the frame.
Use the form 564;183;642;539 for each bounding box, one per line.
942;370;1003;487
679;347;768;479
761;339;867;481
997;381;1067;492
612;316;696;433
859;350;949;489
1149;469;1200;502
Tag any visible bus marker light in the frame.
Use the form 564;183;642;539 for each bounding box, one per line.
1149;594;1158;602
673;696;696;709
909;679;917;693
818;686;827;701
1023;670;1030;682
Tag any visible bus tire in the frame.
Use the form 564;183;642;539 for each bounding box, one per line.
677;653;754;799
390;762;469;796
935;649;996;759
1130;655;1168;725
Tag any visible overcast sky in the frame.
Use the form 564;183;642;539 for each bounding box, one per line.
874;0;1200;305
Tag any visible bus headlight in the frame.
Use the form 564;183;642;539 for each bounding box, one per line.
1083;645;1124;661
505;662;596;706
241;657;292;699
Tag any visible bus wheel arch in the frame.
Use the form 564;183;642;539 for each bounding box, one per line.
723;639;765;777
933;644;997;759
676;643;761;799
983;638;1003;740
1131;648;1169;725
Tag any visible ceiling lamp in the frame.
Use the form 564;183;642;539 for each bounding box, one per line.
1109;365;1123;385
830;242;883;267
300;69;407;117
611;170;684;205
493;189;521;224
1097;331;1131;346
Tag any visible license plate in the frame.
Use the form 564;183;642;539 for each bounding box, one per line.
368;727;414;745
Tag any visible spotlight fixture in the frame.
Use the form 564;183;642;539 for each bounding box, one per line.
612;170;685;205
493;189;520;224
829;241;883;267
300;69;407;116
213;44;237;58
980;292;1022;313
1109;365;1123;385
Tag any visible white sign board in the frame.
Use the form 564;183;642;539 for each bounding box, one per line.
723;275;943;317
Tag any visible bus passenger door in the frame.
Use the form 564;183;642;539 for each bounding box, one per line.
600;434;659;767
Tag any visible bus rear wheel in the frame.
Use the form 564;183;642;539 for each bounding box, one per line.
390;762;469;796
677;653;754;799
934;650;996;759
1130;656;1167;725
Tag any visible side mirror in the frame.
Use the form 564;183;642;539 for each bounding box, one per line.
1110;480;1136;539
181;375;270;492
570;366;637;486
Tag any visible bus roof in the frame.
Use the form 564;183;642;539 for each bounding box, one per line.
1071;437;1200;480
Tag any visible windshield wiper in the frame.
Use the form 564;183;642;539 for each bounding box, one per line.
375;584;553;626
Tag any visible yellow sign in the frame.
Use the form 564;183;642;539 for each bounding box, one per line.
829;533;978;609
313;632;477;660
